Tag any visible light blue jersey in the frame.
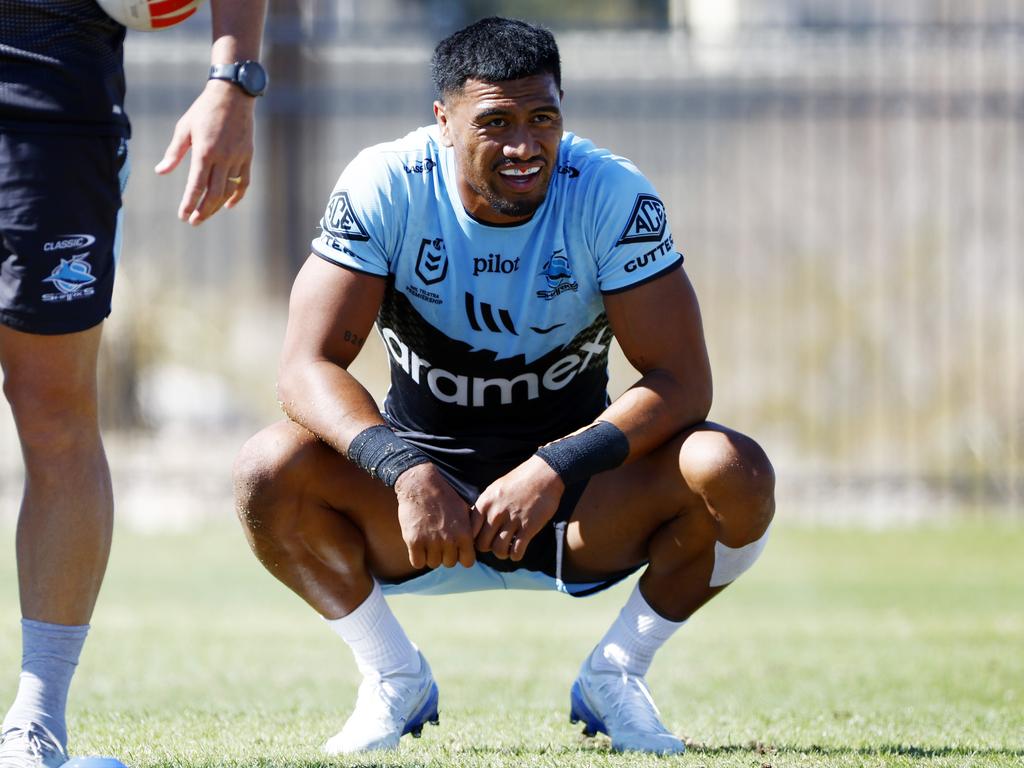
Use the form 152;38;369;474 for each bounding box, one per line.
312;125;682;483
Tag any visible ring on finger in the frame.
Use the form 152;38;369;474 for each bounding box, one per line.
227;175;243;184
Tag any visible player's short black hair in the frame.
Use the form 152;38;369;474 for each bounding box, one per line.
431;17;561;101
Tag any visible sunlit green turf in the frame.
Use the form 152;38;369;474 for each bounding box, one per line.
1;522;1022;767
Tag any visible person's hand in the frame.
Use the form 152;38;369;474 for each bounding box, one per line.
154;79;255;225
474;456;564;561
393;463;481;570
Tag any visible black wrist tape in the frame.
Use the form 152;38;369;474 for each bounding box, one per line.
534;421;630;487
347;425;431;487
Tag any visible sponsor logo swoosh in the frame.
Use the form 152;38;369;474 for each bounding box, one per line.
529;323;565;334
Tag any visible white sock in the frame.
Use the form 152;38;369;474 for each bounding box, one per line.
2;619;89;751
324;581;420;679
590;583;685;677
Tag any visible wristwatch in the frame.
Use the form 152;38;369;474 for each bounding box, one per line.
208;60;268;97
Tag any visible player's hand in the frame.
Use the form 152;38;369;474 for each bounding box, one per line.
474;456;564;561
394;463;480;570
154;79;255;225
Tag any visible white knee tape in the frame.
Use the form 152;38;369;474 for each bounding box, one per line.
709;527;770;587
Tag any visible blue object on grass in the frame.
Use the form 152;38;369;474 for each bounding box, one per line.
61;758;129;768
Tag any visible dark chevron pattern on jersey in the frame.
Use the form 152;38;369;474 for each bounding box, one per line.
464;292;518;335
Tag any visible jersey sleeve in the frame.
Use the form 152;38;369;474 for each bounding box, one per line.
588;160;683;294
311;149;398;277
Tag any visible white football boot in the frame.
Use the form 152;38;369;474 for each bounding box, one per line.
569;652;685;755
0;725;68;768
324;651;439;755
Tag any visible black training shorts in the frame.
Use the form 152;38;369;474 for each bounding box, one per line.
0;131;128;335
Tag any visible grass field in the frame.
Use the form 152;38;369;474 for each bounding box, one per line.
1;521;1022;768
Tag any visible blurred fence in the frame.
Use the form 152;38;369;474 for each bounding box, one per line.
1;7;1022;523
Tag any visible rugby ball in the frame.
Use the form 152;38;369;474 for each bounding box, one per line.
96;0;206;31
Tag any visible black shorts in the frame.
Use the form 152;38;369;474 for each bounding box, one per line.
0;131;128;335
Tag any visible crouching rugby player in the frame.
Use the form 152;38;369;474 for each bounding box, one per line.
233;16;775;756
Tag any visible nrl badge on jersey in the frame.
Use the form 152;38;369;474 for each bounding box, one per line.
415;238;448;285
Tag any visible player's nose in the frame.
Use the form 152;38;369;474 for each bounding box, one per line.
502;125;541;160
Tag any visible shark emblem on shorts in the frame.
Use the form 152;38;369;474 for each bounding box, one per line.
43;255;97;294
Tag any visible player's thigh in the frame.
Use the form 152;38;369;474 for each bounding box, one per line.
236;419;411;577
0;323;104;443
563;421;751;580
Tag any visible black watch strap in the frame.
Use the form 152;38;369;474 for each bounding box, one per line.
208;60;267;97
209;63;239;79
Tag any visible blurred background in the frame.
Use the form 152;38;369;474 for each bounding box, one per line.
0;0;1020;528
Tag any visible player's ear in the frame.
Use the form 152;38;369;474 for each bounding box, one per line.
434;100;454;147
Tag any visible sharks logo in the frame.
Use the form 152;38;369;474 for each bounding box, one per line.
536;249;579;300
41;255;97;303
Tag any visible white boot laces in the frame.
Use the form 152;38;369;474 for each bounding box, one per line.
0;726;66;768
599;671;669;734
351;673;415;729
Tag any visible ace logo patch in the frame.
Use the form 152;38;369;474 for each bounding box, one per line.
323;191;370;242
616;194;667;246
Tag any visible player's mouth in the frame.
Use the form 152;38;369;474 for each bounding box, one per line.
495;163;545;192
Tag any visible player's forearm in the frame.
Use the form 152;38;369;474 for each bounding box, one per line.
209;0;267;63
527;368;708;494
277;360;386;456
597;367;712;461
597;266;713;462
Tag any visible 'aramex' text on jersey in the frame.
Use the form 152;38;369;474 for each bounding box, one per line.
380;326;609;407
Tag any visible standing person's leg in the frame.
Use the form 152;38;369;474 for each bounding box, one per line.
2;327;112;623
0;130;125;766
0;326;111;765
562;422;775;754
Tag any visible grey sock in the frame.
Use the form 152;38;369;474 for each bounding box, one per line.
2;619;89;751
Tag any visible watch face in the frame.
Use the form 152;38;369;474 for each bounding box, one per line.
238;62;267;96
